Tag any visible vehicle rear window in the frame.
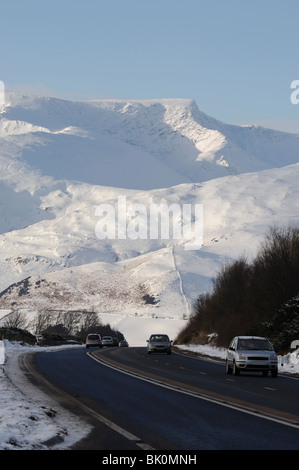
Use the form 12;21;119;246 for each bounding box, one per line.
88;335;100;340
150;335;169;341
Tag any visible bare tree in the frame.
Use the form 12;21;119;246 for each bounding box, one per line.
3;310;28;329
76;312;102;338
62;311;82;336
31;311;56;335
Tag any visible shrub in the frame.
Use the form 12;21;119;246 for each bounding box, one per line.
261;295;299;352
0;327;36;345
176;225;299;348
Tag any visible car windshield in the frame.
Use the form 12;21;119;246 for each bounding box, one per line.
150;335;169;342
88;335;99;340
237;339;272;351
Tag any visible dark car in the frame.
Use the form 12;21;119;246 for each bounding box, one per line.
119;339;129;347
147;334;172;355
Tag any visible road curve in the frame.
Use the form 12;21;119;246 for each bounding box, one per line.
91;346;299;426
27;346;299;450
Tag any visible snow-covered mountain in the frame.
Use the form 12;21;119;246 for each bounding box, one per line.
1;93;299;345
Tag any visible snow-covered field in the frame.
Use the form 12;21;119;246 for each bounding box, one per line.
0;339;298;450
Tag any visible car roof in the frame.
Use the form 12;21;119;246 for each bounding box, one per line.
150;333;169;336
236;336;268;340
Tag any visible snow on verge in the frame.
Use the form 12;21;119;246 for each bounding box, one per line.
0;340;91;450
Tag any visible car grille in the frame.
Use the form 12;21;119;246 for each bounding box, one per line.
248;356;268;360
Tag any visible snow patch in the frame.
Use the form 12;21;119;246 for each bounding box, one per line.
0;340;91;450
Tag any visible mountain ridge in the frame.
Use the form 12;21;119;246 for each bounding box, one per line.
2;93;299;191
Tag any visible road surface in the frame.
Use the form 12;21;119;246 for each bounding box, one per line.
26;346;299;450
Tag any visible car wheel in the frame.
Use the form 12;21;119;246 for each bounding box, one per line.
233;361;240;376
271;368;278;378
226;360;232;374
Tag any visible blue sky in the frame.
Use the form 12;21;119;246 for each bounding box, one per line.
1;0;299;130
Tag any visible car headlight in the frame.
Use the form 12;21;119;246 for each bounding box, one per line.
238;353;246;360
270;353;277;361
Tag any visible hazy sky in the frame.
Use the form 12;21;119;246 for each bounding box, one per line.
1;0;299;130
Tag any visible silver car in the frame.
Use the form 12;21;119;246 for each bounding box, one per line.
226;336;278;377
147;334;172;355
85;333;102;348
101;336;114;347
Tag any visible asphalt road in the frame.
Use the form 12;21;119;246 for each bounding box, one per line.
29;346;299;450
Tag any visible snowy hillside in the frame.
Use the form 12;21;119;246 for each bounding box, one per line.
1;93;299;345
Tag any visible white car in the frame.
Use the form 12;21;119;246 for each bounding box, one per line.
226;336;278;377
85;333;102;348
